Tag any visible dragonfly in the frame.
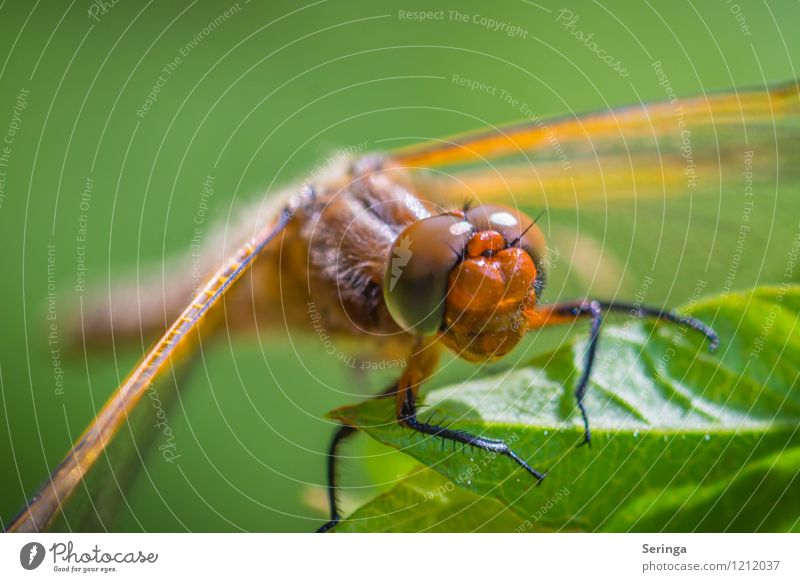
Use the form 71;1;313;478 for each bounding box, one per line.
7;81;800;533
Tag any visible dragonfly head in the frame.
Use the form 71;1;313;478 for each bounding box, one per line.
383;204;547;361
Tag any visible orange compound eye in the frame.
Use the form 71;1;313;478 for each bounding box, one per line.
465;204;547;267
383;214;473;335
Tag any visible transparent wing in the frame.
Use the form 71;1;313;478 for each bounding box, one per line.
6;205;294;532
391;82;800;208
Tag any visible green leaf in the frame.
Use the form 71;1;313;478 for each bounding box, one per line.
335;467;531;533
331;286;800;532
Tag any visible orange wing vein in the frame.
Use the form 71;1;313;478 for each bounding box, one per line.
392;82;800;208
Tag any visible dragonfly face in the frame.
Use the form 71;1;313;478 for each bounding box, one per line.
383;203;547;361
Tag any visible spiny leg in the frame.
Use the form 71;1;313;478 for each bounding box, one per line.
397;383;545;482
595;301;719;351
536;299;719;448
317;382;397;533
549;301;602;447
317;425;356;533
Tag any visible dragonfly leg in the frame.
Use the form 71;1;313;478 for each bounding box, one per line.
317;339;442;532
394;338;544;481
317;381;398;533
317;424;357;533
546;300;603;447
593;301;719;351
530;299;719;447
397;386;546;481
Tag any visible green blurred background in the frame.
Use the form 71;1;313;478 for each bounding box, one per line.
1;0;799;532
